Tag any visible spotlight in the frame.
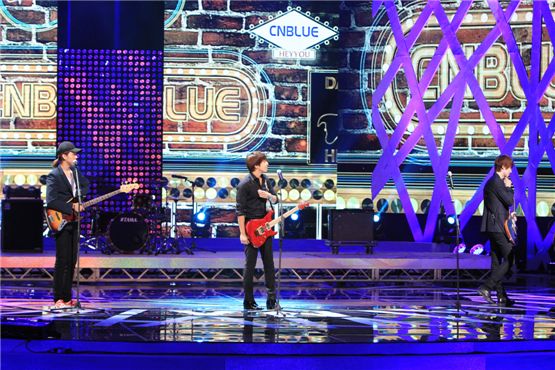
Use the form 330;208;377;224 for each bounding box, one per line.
373;213;381;223
39;175;48;185
192;208;211;238
470;244;484;255
447;215;456;225
284;208;304;238
453;243;466;254
196;211;207;223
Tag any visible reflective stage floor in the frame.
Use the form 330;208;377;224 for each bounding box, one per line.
2;280;555;369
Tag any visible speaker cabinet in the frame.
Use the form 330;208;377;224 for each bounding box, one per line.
1;199;44;253
327;209;374;254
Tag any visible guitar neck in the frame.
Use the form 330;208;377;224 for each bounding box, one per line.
83;189;122;207
268;205;301;228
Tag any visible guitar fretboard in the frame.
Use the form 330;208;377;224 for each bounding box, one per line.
268;205;304;228
83;189;123;207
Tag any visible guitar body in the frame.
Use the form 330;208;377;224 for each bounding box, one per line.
246;210;278;248
504;214;517;245
45;209;76;233
44;183;140;234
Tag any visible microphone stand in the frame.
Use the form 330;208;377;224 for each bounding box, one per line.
447;176;461;316
274;186;285;317
73;165;83;311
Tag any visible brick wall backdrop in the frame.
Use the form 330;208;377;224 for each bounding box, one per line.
0;0;58;153
162;0;341;159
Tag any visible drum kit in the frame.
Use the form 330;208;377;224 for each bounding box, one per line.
84;193;193;255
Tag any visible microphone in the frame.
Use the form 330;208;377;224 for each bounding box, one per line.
277;169;285;182
171;174;188;180
447;171;454;190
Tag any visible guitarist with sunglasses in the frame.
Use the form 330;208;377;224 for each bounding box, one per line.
236;151;278;310
478;154;516;307
46;141;89;309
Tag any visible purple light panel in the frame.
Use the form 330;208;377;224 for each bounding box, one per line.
57;49;163;234
370;1;555;268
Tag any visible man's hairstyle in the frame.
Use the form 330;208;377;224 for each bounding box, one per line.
494;154;513;172
246;151;267;172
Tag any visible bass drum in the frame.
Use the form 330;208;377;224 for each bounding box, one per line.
108;211;149;253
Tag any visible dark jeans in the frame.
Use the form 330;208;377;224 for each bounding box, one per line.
483;232;513;296
243;237;276;302
53;222;78;302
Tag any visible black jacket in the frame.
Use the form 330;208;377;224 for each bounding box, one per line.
481;173;513;233
46;166;89;215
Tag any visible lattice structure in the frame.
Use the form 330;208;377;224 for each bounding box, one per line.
57;49;164;234
367;1;555;268
0;267;489;283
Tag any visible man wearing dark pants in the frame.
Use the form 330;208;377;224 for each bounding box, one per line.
236;151;277;310
46;141;89;309
478;154;515;307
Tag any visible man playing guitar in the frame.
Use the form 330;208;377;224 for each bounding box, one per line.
236;151;278;310
478;154;516;307
46;141;89;309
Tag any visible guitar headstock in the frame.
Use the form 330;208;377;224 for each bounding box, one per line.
298;201;310;210
120;182;140;193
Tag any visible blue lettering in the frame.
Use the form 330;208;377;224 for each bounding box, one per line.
270;25;320;38
286;26;294;37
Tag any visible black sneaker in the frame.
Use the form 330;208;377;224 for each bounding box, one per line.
477;286;495;304
266;298;276;310
243;300;262;310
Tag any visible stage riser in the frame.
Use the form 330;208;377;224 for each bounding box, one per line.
0;267;489;283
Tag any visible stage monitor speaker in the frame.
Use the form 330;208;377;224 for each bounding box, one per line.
328;210;374;254
1;199;44;253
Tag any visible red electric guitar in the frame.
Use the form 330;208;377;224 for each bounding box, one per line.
246;201;309;248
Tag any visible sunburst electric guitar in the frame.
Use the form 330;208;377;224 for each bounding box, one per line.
246;201;309;248
45;183;139;233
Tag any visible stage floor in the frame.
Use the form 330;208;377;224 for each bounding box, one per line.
2;281;554;344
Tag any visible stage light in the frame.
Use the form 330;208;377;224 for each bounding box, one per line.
301;189;312;201
205;188;217;199
192;208;211;238
288;189;300;201
169;188;180;199
373;213;381;223
323;190;335;201
447;215;456;225
362;198;374;211
289;178;300;189
196;211;207;223
230;177;240;188
217;188;229;199
206;177;217;188
453;243;466;254
324;179;335;189
470;244;484;255
39;175;48;185
312;190;323;200
284;208;304;238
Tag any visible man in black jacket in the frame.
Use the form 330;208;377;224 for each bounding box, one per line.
236;151;278;310
46;141;89;309
478;154;515;307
